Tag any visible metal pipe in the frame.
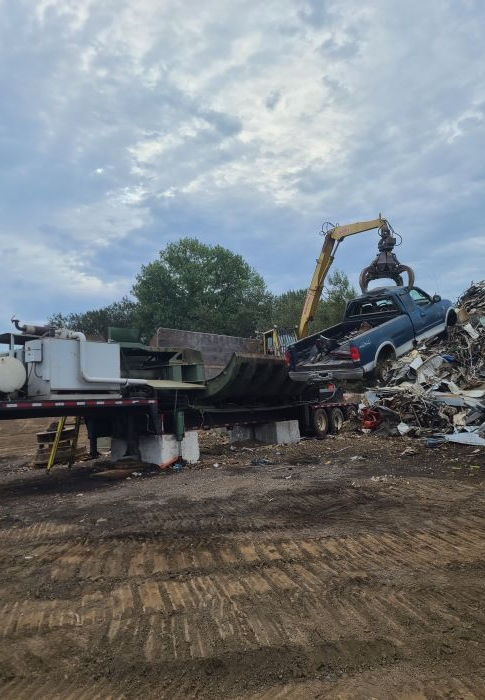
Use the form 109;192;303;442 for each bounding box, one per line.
78;337;148;387
11;317;55;336
55;329;87;341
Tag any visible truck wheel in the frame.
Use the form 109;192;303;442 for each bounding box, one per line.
438;309;458;340
329;407;345;434
312;408;329;438
374;349;396;385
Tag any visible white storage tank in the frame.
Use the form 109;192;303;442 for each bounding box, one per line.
0;355;27;394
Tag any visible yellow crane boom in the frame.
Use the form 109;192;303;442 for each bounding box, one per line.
298;216;389;339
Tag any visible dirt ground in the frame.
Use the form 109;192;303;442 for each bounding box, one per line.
1;418;485;699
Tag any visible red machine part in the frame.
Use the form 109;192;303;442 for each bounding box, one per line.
360;407;382;431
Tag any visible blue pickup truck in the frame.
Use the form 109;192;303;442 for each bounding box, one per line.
286;286;456;383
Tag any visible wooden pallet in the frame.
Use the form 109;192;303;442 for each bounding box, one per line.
33;445;87;467
34;420;87;468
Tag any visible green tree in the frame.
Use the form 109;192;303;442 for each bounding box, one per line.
269;269;356;335
48;297;139;339
319;269;356;328
131;238;272;338
266;289;306;331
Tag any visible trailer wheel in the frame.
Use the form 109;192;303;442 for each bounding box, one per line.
345;405;360;431
329;407;345;434
312;408;329;438
346;405;358;421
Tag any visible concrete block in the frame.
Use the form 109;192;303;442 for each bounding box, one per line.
180;431;200;463
139;432;200;464
229;425;255;443
254;420;300;445
110;432;200;464
110;437;130;461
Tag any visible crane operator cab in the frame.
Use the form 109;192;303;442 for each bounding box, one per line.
262;327;298;356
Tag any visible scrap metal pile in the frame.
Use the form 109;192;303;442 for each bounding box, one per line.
363;281;485;444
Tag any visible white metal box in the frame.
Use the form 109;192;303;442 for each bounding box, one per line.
26;338;121;398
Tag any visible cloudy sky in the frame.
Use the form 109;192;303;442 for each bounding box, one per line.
1;0;484;332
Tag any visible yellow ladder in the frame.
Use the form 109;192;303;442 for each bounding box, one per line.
46;416;82;472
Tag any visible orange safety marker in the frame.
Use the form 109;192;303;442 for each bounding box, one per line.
159;456;179;471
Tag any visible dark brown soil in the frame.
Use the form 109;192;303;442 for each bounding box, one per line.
0;419;485;698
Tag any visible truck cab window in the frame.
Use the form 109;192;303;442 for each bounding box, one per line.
375;297;397;312
409;288;432;307
350;297;397;316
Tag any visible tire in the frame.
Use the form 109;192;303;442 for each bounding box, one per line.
329;407;345;434
346;406;358;421
374;349;396;385
437;310;457;341
312;408;329;438
345;406;360;432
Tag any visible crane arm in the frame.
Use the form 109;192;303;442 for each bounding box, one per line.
297;216;388;339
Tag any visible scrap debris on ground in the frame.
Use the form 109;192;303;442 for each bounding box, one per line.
363;280;485;445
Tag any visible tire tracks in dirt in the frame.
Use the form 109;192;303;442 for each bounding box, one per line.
1;477;485;698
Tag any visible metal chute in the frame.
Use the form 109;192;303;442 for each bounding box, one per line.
202;353;318;404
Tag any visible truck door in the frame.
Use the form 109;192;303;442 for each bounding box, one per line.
404;287;444;339
371;295;412;350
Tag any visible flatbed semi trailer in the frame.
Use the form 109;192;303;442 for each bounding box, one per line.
0;390;357;448
0;323;358;464
177;396;358;439
0;397;157;421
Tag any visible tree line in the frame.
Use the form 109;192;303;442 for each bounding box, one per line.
49;238;356;341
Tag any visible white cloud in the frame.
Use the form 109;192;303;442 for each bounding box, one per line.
438;109;484;144
0;0;484;330
35;0;93;30
0;231;132;327
53;188;151;244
